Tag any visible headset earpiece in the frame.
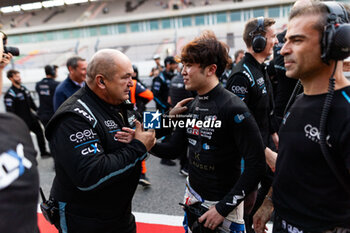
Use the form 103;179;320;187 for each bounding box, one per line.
100;79;105;85
251;17;267;53
321;2;350;63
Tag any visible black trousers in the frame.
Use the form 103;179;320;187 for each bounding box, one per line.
27;119;47;155
55;203;137;233
273;214;350;233
272;214;310;233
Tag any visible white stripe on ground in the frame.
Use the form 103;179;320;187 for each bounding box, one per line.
134;212;184;226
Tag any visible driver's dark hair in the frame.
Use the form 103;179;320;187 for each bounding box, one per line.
179;30;231;78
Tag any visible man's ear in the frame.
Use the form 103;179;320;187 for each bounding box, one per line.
96;75;106;89
67;66;74;73
206;64;217;77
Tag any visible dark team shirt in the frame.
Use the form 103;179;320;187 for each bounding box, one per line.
4;85;38;126
0;113;39;233
151;70;175;112
169;73;195;107
226;53;276;146
151;84;266;217
35;77;60;124
273;86;350;230
273;30;300;119
220;63;235;88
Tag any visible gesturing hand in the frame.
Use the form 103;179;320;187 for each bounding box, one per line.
115;127;135;144
134;121;156;151
169;97;194;117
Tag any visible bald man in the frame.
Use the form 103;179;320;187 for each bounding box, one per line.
45;49;156;233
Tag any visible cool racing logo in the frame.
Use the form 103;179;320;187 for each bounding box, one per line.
143;111;222;129
104;120;118;129
70;129;97;143
304;124;331;146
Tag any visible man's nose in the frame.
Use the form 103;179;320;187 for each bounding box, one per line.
128;78;134;86
281;42;290;56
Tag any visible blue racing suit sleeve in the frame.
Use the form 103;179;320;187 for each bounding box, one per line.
215;105;266;217
150;126;187;159
50;114;147;191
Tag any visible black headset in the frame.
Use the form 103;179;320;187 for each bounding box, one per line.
250;16;266;53
321;1;350;64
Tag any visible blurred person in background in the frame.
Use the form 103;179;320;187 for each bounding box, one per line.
220;50;245;88
4;69;50;158
53;65;59;78
169;69;196;176
233;50;245;66
130;64;154;187
131;64;153;114
53;56;87;111
151;55;178;166
35;65;60;126
272;28;302;127
149;54;164;77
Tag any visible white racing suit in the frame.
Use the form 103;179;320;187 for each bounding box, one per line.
183;179;245;233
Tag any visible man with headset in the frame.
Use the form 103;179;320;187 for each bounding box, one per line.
253;1;350;232
35;65;60;126
226;16;278;232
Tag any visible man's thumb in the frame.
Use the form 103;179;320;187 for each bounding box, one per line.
135;120;142;131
